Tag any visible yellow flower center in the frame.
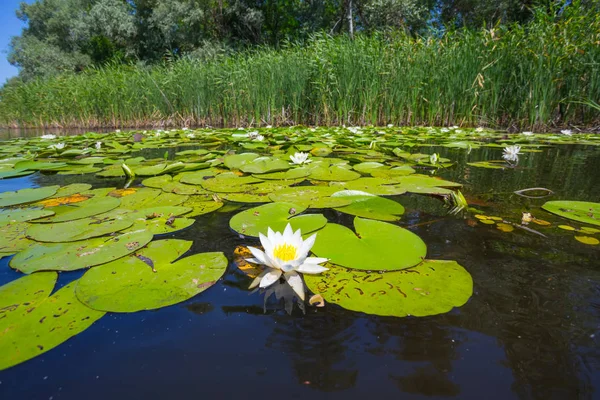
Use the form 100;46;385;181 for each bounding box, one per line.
273;243;297;261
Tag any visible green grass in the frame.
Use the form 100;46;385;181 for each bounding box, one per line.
1;6;598;130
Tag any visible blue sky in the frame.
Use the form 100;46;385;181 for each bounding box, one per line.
0;0;32;84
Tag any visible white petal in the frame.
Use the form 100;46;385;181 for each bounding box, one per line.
258;233;273;258
249;270;268;289
283;271;305;300
298;233;316;258
297;263;329;274
267;227;275;242
304;256;328;265
245;257;262;264
247;246;268;265
259;269;282;288
283;223;293;242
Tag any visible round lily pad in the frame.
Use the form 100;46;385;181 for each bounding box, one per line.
310;217;427;271
0;186;60;207
49;183;92;198
309;165;361;181
229;202;327;237
542;201;600;226
239;156;291;174
253;167;311;180
0;281;105;371
26;217;133;242
76;240;227;312
201;174;263;193
10;230;154;273
304;260;472;317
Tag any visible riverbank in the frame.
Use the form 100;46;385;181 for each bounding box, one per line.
1;8;598;131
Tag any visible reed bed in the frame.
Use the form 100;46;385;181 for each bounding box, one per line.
1;7;598;130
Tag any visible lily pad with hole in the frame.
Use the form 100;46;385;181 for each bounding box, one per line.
310;217;427;271
229;202;326;237
10;230;153;273
304;260;473;317
542;201;600;226
26;217;133;242
49;183;93;198
0;186;60;207
76;240;227;312
0;281;105;371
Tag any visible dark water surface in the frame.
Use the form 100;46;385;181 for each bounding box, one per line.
1;130;600;400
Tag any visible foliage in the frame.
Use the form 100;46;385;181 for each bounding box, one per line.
1;2;598;129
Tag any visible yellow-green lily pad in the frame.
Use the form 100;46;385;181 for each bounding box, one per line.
0;186;60;207
304;260;473;317
310;217;427;271
76;240;227;312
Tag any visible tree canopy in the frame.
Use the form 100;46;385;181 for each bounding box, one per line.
7;0;588;81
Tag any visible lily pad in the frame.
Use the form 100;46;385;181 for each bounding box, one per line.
239;156;291;174
269;186;352;208
542;201;600;226
309;165;361;181
310;217;427;271
76;240;227;312
0;282;105;371
304;260;472;317
0;222;36;255
229;202;326;237
0;272;58;320
10;230;153;273
0;208;54;222
201;174;263;193
48;183;92;198
33;195;121;223
253;167;311;180
332;191;405;221
0;186;60;207
26;217;133;242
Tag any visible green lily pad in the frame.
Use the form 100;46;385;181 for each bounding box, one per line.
76;240;227;312
0;186;60;207
134;162;185;176
269;186;353;208
181;197;224;216
542;201;600;226
304;260;472;317
26;217;133;242
352;162;388;174
309;165;361;181
201;174;263;193
229;202;326;237
0;272;58;320
33;195;121;223
49;183;93;198
0;208;54;222
253;167;311;180
332;191;405;221
239;156;290;174
310;217;427;271
0;281;105;371
333;177;407;196
0;222;36;255
10;230;153;273
223;153;259;170
371;165;415;178
0;169;34;179
466;161;506;169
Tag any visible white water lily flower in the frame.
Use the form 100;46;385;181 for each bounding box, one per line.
40;134;56;140
475;127;484;132
246;224;328;300
290;152;311;165
430;153;439;164
561;129;572;136
440;128;449;133
503;145;522;162
187;133;195;138
49;143;65;150
116;129;121;133
182;127;189;131
266;125;272;128
387;124;394;128
522;131;533;136
255;134;265;142
95;141;102;150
